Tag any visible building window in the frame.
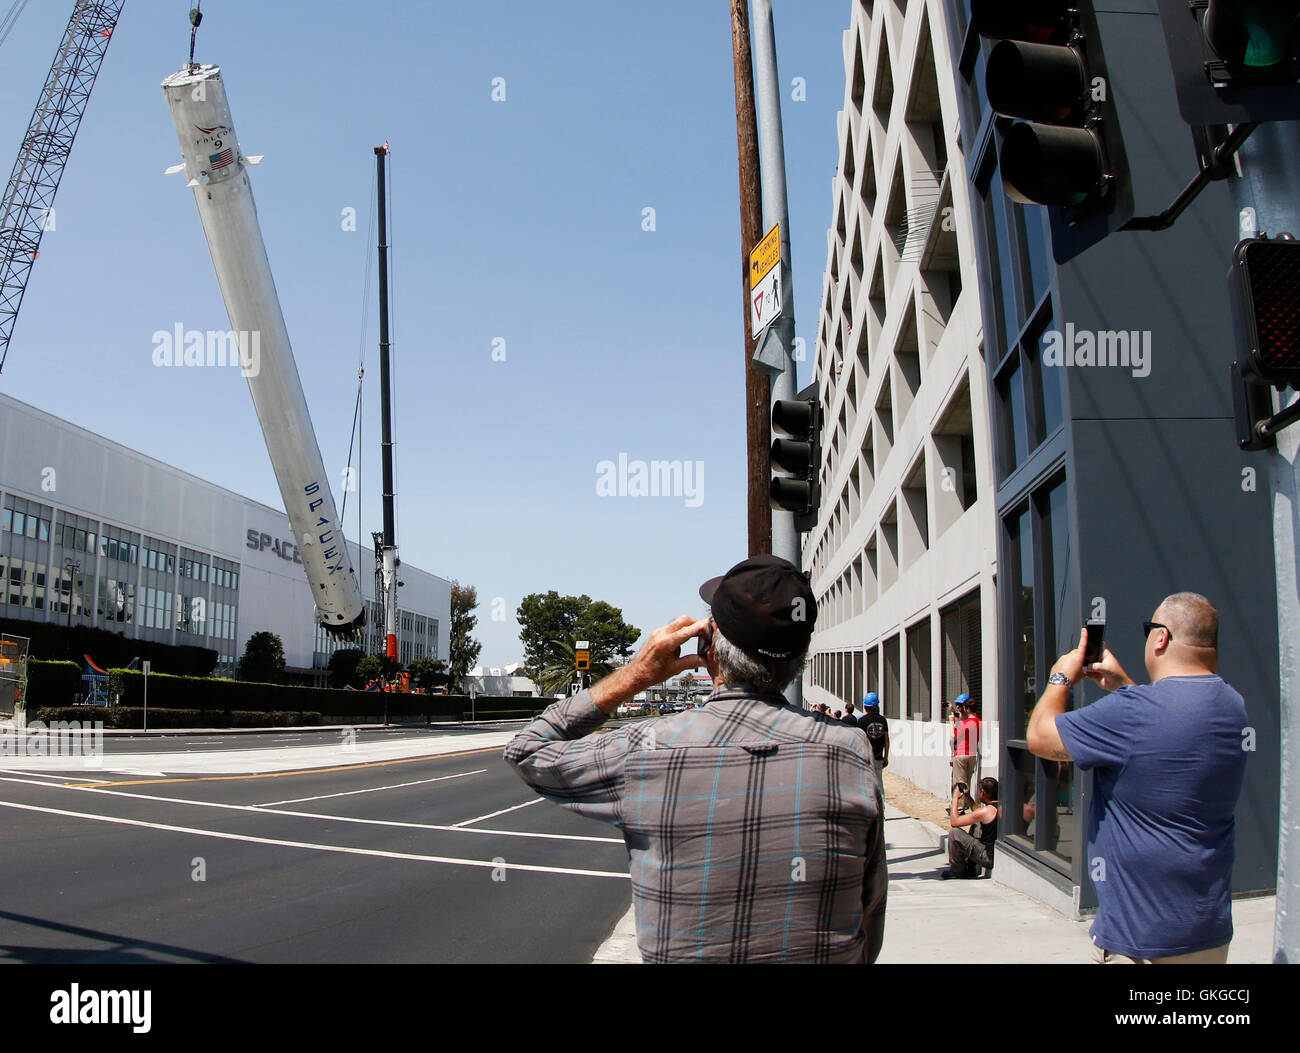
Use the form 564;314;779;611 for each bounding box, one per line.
940;589;982;709
1008;503;1036;739
883;634;901;720
906;616;932;720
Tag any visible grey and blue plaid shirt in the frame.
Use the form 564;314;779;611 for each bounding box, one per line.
504;685;887;963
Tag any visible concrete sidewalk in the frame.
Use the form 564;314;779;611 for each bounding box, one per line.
592;803;1277;964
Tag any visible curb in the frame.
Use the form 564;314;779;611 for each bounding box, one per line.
0;720;527;738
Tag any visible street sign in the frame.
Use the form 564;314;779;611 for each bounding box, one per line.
575;641;590;671
750;223;783;338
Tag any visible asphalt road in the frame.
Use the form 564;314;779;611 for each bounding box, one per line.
0;733;633;963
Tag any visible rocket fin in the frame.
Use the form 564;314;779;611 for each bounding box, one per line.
245;155;264;165
164;162;186;175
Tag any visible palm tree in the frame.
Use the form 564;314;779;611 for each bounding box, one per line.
537;638;613;696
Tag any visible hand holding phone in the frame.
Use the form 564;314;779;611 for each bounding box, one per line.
696;619;713;659
1084;620;1106;666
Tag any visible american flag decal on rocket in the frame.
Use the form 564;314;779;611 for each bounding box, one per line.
209;147;234;170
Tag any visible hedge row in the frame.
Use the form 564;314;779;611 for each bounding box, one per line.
0;616;217;676
105;670;549;721
26;660;82;707
33;706;325;729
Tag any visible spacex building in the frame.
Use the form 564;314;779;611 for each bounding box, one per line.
0;393;450;680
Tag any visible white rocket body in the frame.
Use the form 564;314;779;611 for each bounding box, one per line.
162;64;365;635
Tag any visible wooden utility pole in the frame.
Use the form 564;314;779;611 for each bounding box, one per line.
731;0;771;557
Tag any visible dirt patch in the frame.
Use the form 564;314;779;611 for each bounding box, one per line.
883;769;951;831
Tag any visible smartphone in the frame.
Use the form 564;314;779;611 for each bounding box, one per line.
696;621;713;658
1084;620;1106;665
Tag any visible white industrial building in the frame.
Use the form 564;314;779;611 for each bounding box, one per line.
802;0;998;799
0;393;449;681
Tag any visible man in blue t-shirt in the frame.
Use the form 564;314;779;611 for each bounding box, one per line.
1026;592;1248;964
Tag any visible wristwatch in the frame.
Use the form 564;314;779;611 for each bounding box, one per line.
1047;672;1071;687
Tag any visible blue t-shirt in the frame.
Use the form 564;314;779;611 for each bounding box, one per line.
1055;675;1248;959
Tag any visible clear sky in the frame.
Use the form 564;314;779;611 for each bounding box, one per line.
0;0;854;666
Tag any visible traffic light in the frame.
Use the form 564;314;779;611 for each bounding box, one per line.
1230;236;1300;387
770;398;820;534
1158;0;1300;124
972;0;1134;262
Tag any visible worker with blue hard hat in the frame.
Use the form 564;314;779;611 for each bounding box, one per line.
858;692;888;779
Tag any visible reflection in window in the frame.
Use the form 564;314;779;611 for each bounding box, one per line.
1008;748;1037;844
1034;321;1065;441
999;357;1029;475
1009;505;1036;738
1017;204;1052;315
1044;758;1076;863
988;166;1021;348
1044;477;1072;660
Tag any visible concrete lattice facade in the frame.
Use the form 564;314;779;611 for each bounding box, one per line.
802;0;998;800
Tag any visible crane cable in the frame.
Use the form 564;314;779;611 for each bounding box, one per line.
0;0;32;54
339;164;379;572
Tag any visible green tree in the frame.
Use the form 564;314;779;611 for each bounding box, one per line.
356;653;400;685
517;592;640;686
536;638;616;697
408;656;450;692
238;631;285;683
327;647;365;689
449;582;483;691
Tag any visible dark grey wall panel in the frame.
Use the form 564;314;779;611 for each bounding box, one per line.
1072;417;1280;893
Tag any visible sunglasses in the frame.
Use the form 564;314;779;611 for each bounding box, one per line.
1142;621;1171;640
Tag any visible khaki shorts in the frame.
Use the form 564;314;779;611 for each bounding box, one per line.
1092;941;1230;965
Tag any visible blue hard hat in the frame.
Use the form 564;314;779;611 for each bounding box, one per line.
955;693;971;706
863;692;880;707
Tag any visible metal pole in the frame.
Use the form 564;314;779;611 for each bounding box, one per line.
142;665;148;733
375;143;399;664
1228;119;1300;964
731;0;772;558
750;0;802;705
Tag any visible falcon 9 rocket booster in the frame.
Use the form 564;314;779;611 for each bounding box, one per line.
162;64;365;636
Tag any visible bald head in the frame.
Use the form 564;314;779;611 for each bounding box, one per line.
1156;592;1218;651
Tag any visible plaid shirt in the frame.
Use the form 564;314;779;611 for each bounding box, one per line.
504;685;887;963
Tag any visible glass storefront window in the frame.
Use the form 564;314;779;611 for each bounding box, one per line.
1009;504;1036;738
1008;748;1037;846
1044;477;1071;658
1044;758;1076;864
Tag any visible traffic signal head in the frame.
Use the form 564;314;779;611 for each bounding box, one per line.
1158;0;1300;123
1230;236;1300;387
770;398;820;534
973;0;1134;262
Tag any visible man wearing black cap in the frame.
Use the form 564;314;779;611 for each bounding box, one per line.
504;555;888;964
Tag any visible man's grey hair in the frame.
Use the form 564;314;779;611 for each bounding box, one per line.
713;623;807;694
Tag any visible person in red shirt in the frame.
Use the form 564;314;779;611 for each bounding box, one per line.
951;694;980;813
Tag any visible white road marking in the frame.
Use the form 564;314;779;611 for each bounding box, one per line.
0;729;518;774
255;769;486;807
0;776;624;844
453;798;543;827
0;798;628;878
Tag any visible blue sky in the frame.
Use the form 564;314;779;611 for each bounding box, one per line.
0;0;854;666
